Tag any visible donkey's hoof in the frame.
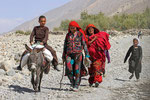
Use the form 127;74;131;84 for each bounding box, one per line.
54;66;60;71
38;87;41;92
17;66;22;71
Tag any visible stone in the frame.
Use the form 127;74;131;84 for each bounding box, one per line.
50;31;64;35
6;69;16;76
0;78;2;86
14;53;21;62
12;73;23;81
21;69;30;76
56;52;62;64
0;60;14;71
0;69;6;75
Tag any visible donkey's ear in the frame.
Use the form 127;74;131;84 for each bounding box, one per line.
25;44;32;52
36;48;44;53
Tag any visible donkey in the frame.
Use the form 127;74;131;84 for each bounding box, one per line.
25;44;50;92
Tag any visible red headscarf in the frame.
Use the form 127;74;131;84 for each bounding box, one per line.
85;24;111;50
85;24;100;35
68;21;88;43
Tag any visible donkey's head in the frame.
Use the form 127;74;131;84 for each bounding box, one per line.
25;44;44;71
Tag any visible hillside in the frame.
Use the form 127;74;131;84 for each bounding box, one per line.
13;0;150;31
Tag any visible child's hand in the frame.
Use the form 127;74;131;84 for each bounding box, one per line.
40;42;44;45
84;57;91;68
30;42;34;45
95;36;98;39
89;41;92;44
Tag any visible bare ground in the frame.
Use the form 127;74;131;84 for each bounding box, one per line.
0;34;150;100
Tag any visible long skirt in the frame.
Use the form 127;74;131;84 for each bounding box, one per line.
88;59;103;84
65;53;83;88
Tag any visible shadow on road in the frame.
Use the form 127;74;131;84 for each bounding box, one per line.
42;86;70;92
9;85;35;94
114;78;129;82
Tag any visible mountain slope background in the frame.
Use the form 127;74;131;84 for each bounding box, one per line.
13;0;150;31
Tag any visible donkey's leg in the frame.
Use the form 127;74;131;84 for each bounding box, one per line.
31;71;36;91
31;72;34;85
35;68;41;92
38;71;43;92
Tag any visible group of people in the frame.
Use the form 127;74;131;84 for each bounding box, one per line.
62;21;111;91
17;15;143;92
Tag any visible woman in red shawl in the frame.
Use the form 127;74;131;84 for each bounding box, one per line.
85;24;111;87
62;21;90;91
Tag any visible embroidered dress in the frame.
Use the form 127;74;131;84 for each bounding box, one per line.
62;21;89;89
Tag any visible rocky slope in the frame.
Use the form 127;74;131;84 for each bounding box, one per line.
12;0;150;31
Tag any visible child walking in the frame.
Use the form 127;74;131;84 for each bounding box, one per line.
124;38;142;81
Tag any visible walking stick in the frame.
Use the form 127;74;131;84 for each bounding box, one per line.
60;61;65;89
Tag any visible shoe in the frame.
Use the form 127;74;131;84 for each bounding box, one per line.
73;87;79;92
95;82;99;87
70;86;74;90
129;74;134;79
17;66;22;71
54;65;60;71
89;83;93;87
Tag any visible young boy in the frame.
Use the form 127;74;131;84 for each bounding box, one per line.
124;38;142;81
17;15;60;71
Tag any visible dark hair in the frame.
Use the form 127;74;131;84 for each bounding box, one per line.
133;38;139;42
87;27;95;36
39;15;46;21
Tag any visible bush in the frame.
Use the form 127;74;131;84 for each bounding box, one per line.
24;30;31;35
15;30;25;34
54;8;150;31
53;27;60;31
15;30;31;35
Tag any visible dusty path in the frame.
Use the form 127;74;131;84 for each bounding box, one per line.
0;34;150;100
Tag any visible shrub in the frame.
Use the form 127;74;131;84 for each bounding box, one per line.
54;8;150;31
15;30;31;35
15;30;25;34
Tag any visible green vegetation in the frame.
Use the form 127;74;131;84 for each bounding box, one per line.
15;30;32;35
54;8;150;31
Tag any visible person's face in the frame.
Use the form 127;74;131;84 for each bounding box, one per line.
133;39;138;46
88;27;94;35
39;18;46;27
70;26;77;33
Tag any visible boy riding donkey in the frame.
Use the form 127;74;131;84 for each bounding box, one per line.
17;15;60;71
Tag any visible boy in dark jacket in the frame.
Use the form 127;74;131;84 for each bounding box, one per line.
17;15;59;71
